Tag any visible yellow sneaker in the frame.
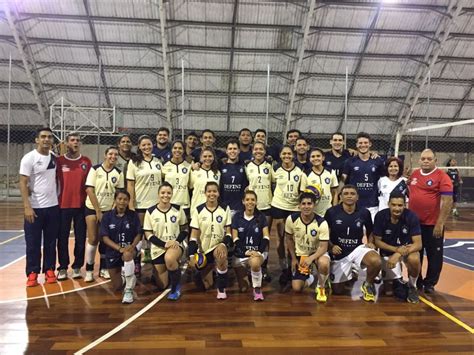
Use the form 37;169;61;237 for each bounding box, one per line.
315;286;327;303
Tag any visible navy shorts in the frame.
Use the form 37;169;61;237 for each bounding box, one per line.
260;208;271;217
270;206;293;220
84;207;110;217
292;256;311;281
106;254;124;269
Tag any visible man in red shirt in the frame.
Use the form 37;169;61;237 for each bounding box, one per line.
408;149;452;293
56;133;92;280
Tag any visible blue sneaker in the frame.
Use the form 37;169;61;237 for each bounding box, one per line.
167;284;181;301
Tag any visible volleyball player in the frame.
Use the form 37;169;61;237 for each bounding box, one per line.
20;127;60;286
378;157;408;211
342;132;385;221
238;128;253;162
294;137;312;171
373;192;422;303
143;182;188;300
184;132;199;160
446;158;463;217
254;128;280;162
153;127;172;162
300;148;338;217
116;134;133;174
286;191;330;302
189;182;232;299
191;129;226;162
324;132;352;182
221;139;248;216
324;185;381;302
84;146;124;282
231;190;270;301
127;135;163;270
162;140;192;218
271;145;304;285
189;147;221;212
100;190;141;304
56;132;92;280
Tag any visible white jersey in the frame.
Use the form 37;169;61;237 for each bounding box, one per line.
19;150;58;208
378;176;408;210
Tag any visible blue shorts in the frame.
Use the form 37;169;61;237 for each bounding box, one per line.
270;206;293;220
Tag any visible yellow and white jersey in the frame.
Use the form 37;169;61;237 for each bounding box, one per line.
245;160;273;210
271;164;303;211
285;212;329;256
301;168;338;216
190;203;231;254
143;204;187;259
127;157;163;209
162;160;192;209
189;168;221;211
85;164;124;211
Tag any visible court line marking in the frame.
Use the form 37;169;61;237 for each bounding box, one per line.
0;254;26;270
0;233;24;246
0;280;111;304
0;229;24;232
420;296;474;334
443;255;474;268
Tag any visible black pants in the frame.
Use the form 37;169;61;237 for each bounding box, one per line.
58;208;86;270
419;225;444;287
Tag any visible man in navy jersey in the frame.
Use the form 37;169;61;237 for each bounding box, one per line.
294;137;312;171
324;132;352;182
152;127;172;162
324;185;381;302
220;139;248;216
191;129;226;163
254;128;280;162
374;191;422;303
342;132;385;220
238;128;253;162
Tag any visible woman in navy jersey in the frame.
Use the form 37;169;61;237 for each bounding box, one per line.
446;158;462;217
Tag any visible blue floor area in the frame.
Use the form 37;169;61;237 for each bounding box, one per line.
0;231;25;268
444;239;474;271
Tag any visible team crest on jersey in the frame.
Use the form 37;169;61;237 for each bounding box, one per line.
125;223;130;229
354;166;360;171
356;221;361;228
111;177;117;183
216;216;223;223
156;164;161;170
238;227;244;232
182;167;188;174
263;168;269;174
214;175;219;180
310;229;317;236
402;227;408;234
170;216;177;223
81;163;87;170
335;219;343;225
240;168;243;173
325;177;330;184
109;224;116;229
371;166;376;172
326;161;332;166
427;179;433;186
255;227;259;233
294;175;299;182
222;169;228;173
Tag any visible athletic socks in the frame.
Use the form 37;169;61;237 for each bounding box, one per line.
123;260;136;290
408;275;418;288
216;268;228;292
85;242;98;269
169;269;181;293
317;273;329;288
251;269;263;288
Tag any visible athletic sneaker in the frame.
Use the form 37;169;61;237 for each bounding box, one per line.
407;286;420;304
26;272;39;287
122;289;134;304
361;281;376;302
72;268;82;279
316;287;327;303
253;288;264;301
85;270;94;282
424;284;435;294
217;289;227;300
99;269;111;279
167;284;182;301
45;270;57;284
57;269;68;281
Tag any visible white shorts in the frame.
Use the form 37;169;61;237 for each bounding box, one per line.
330;244;378;284
367;206;379;222
381;256;404;280
233;251;268;268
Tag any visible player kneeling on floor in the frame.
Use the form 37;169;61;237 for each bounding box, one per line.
231;190;270;301
373;191;422;304
143;182;188;301
324;185;381;302
285;189;331;303
188;182;232;299
100;190;141;304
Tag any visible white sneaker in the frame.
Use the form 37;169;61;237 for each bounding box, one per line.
72;268;82;279
99;269;111;279
57;269;68;281
122;289;134;304
85;270;94;282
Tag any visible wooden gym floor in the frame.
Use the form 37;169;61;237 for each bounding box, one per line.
0;202;472;354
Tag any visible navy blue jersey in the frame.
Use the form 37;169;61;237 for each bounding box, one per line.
191;147;226;163
373;208;421;257
447;168;460;187
99;209;141;258
231;210;268;257
342;156;385;208
295;157;312;172
324;149;352;181
267;143;282;163
324;204;373;260
152;144;171;162
220;162;248;211
239;149;253;163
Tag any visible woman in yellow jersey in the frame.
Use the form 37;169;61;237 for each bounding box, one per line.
143;182;188;301
271;145;303;284
84;146;125;282
189;182;232;299
162;141;192;218
189;147;221;212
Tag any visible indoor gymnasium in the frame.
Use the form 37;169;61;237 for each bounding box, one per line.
0;0;473;353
